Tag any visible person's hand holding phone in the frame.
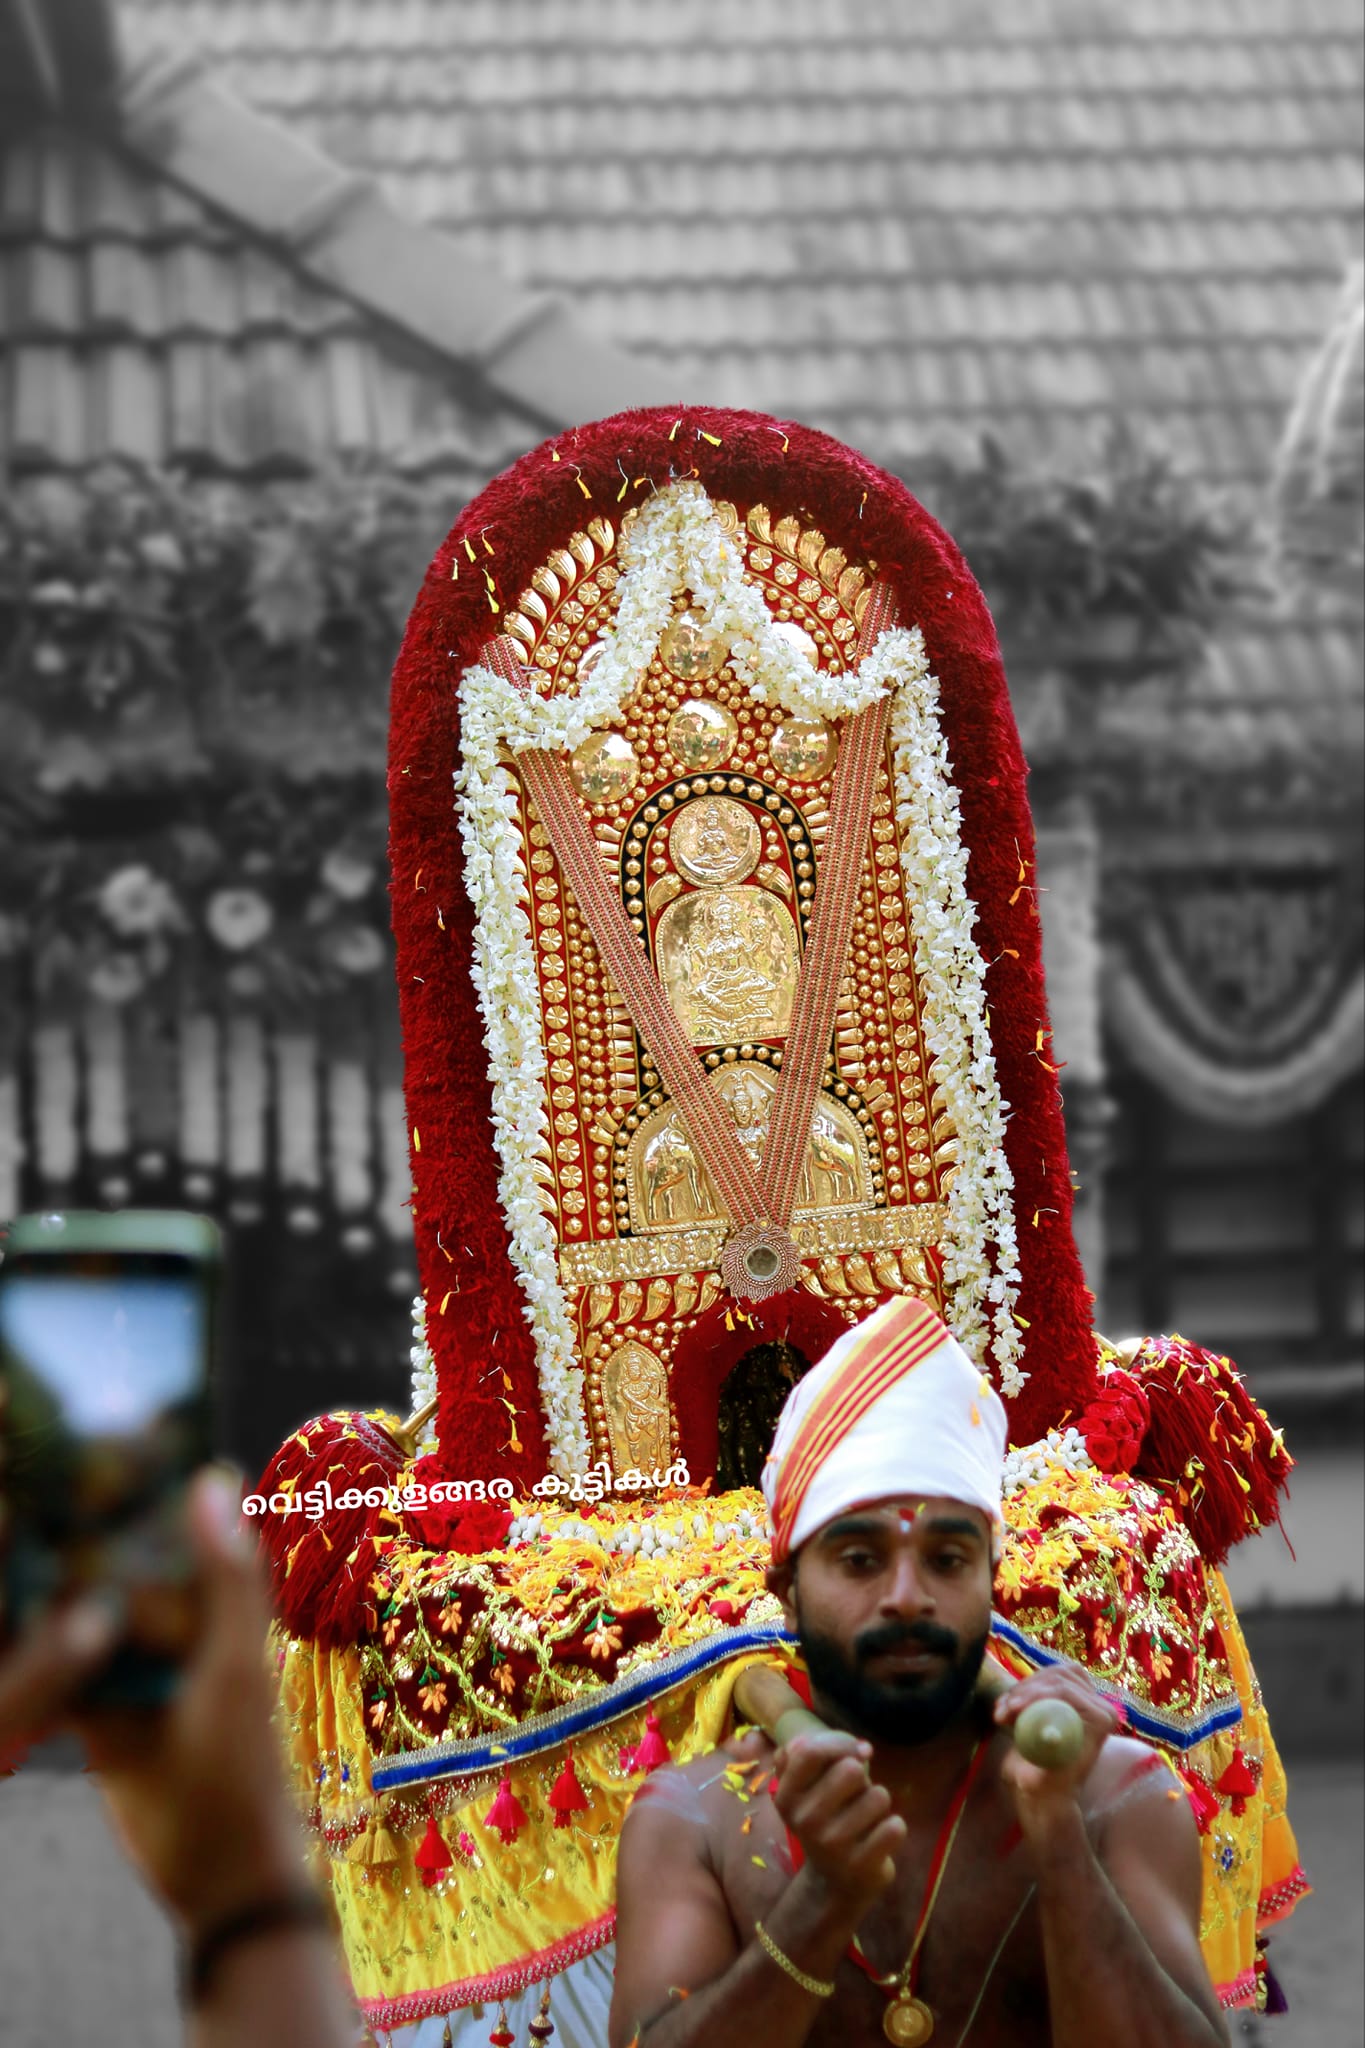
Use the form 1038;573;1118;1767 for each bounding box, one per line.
0;1583;124;1769
1;1467;355;2047
74;1468;312;1934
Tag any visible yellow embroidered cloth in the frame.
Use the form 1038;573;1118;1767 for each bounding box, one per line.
274;1480;1306;2024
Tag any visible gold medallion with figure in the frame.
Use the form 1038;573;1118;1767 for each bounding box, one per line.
669;796;761;886
883;1993;935;2045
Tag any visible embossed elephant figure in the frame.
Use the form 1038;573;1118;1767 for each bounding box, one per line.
644;1119;710;1224
802;1110;860;1207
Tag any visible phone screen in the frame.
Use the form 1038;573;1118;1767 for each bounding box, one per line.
1;1251;211;1535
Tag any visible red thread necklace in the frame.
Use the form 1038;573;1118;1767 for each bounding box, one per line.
782;1730;991;2046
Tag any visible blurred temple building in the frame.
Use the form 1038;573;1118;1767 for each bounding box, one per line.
1;0;1361;1476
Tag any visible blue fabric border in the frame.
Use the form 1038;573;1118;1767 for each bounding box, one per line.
988;1618;1244;1751
371;1612;1242;1793
370;1623;797;1792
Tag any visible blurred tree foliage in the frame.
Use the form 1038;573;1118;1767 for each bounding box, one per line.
0;467;460;1019
0;435;1310;1020
899;424;1256;676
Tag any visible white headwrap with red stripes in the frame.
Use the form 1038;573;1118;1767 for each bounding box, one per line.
762;1295;1007;1563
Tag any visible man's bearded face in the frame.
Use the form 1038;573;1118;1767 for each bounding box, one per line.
784;1498;994;1745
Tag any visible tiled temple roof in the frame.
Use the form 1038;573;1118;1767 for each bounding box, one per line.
0;5;670;480
114;0;1364;485
0;130;541;479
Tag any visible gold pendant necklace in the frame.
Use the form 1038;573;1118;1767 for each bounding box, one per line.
883;1990;936;2044
862;1736;990;2046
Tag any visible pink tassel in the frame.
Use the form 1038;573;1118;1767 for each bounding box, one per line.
483;1773;529;1845
1180;1770;1221;1835
630;1710;671;1776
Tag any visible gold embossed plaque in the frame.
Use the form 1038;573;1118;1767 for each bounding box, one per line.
600;1341;673;1474
489;503;958;1468
625;1070;873;1232
657;888;798;1043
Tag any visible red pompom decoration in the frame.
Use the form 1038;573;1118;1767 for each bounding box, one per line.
482;1774;529;1846
252;1412;404;1645
414;1810;454;1888
402;1458;515;1554
1180;1770;1222;1835
1215;1747;1260;1818
1077;1367;1151;1474
548;1749;591;1829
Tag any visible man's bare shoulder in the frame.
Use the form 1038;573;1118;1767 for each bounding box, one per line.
620;1726;776;1847
1084;1731;1201;1863
1086;1731;1182;1808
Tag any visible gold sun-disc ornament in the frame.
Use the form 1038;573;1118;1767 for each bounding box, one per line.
569;730;640;803
884;1993;935;2045
771;716;838;782
660;609;728;680
666;698;738;771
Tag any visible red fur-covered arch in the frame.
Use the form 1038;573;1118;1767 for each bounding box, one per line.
387;407;1097;1481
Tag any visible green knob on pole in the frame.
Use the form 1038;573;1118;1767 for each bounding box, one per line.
1013;1698;1086;1769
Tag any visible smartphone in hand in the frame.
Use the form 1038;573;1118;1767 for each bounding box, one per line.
0;1210;221;1706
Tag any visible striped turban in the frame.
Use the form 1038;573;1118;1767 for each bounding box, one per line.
761;1295;1008;1564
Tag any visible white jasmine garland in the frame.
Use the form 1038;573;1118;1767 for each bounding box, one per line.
408;1295;439;1455
463;480;909;752
1001;1428;1095;1498
504;1496;769;1557
454;722;591;1477
456;481;1025;1466
888;654;1026;1395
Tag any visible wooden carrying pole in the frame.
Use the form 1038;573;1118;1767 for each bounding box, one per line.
733;1662;1085;1768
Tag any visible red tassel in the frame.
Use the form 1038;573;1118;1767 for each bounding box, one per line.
251;1412;404;1645
1180;1770;1221;1835
489;2010;516;2048
1215;1747;1260;1818
1128;1336;1292;1567
482;1773;529;1845
629;1710;671;1776
414;1808;454;1888
548;1748;591;1828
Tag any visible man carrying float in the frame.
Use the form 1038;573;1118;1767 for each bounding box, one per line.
613;1293;1230;2046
